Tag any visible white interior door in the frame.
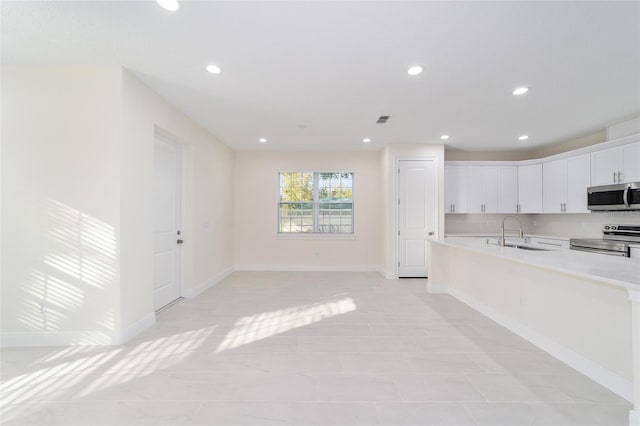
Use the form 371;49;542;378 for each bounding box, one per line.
153;135;182;311
398;160;437;278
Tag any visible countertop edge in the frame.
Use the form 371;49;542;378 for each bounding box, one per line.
429;237;639;291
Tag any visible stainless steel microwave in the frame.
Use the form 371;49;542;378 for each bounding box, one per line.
587;182;640;211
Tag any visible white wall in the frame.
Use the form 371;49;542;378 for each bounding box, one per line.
1;66;235;345
120;70;234;328
1;66;123;342
381;144;445;276
234;151;381;269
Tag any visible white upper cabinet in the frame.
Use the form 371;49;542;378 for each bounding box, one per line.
566;154;591;213
518;164;543;213
466;166;498;213
444;165;467;213
621;142;640;183
497;166;518;213
543;159;566;213
591;141;640;185
543;154;590;213
444;136;638;215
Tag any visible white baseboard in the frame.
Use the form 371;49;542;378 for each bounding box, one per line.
234;264;381;273
427;282;448;294
448;287;634;403
182;266;235;299
382;271;396;279
119;312;155;344
630;410;639;426
0;312;156;348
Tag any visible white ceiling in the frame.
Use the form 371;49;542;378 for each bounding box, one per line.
2;1;639;152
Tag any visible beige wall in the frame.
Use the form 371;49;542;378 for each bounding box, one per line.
234;151;381;268
445;150;533;161
1;66;123;339
445;130;607;162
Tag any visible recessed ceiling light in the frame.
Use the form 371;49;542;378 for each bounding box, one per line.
157;0;179;11
512;87;529;95
407;66;423;76
519;135;529;141
259;138;267;143
206;64;222;75
362;138;371;143
440;134;450;140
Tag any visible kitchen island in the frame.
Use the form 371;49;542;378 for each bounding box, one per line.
428;237;640;426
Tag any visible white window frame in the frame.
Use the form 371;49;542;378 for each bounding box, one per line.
277;171;355;239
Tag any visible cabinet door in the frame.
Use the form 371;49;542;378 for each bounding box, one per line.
444;166;454;213
466;167;484;213
566;154;591;213
622;142;640;183
543;159;566;213
591;147;621;185
518;164;543;213
467;167;498;213
482;167;498;213
497;167;518;213
445;166;467;213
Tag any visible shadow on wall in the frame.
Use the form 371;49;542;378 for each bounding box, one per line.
18;199;117;341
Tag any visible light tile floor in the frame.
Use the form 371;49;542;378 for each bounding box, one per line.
0;272;631;425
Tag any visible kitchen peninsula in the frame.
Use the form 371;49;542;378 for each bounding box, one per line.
428;237;640;425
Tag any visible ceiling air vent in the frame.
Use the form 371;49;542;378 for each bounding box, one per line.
376;115;390;124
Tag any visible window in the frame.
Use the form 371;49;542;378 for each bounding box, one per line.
279;172;354;234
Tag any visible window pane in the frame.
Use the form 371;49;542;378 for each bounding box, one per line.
279;172;313;202
318;172;353;233
279;202;313;233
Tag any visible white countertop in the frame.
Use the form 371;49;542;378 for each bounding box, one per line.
445;233;570;241
432;237;640;290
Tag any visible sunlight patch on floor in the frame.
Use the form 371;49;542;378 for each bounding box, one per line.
215;297;356;352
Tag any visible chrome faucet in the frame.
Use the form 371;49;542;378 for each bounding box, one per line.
499;215;523;246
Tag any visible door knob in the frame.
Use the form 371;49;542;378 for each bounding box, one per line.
428;232;434;236
177;239;184;244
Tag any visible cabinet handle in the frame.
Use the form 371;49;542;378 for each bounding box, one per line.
613;171;617;183
453;203;455;213
618;171;622;183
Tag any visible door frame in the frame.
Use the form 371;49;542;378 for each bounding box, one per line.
153;128;186;307
394;157;439;279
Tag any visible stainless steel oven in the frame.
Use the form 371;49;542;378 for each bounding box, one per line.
570;225;640;257
587;182;640;211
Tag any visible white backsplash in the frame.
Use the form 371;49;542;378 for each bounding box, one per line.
445;214;536;235
530;211;640;238
446;211;640;238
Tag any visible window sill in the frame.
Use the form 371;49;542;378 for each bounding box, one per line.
276;233;356;240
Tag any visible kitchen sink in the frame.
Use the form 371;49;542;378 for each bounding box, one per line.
503;244;549;251
485;239;550;251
